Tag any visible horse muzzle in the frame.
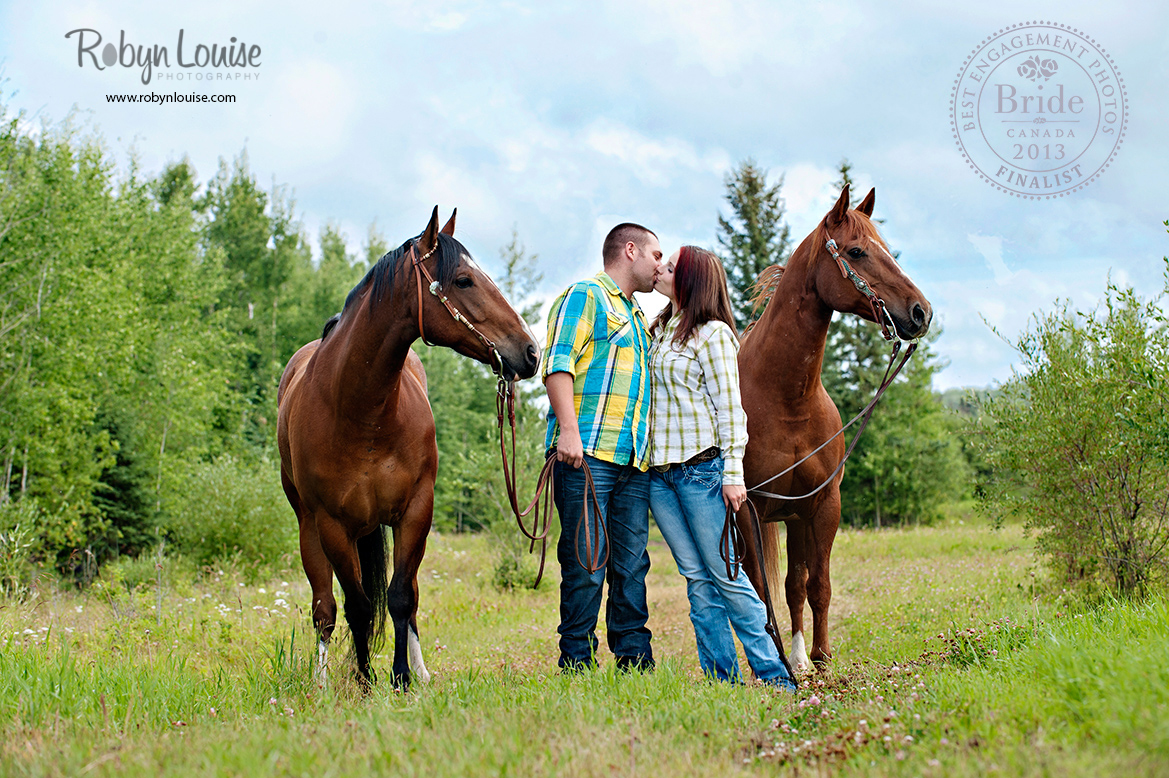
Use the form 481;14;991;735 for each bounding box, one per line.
499;340;540;381
894;300;932;340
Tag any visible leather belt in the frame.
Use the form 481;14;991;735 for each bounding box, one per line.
651;446;720;473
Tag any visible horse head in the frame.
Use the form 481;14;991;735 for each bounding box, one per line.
410;206;541;380
814;185;932;340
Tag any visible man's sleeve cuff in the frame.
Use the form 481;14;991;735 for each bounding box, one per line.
542;356;576;381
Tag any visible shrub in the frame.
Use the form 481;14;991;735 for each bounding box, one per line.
163;456;297;578
977;269;1169;596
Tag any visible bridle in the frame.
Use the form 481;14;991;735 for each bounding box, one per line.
824;236;900;342
408;239;506;377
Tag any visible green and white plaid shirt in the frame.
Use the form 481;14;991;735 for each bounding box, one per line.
648;314;748;485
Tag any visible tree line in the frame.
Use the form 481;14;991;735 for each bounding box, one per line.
0;103;552;585
7;100;1088;593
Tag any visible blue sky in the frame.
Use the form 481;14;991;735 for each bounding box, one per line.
2;0;1166;389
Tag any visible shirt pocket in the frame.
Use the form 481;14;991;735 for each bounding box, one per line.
659;345;699;388
604;311;634;348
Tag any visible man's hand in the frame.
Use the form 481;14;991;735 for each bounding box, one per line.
722;483;747;512
556;429;585;469
546;372;584;468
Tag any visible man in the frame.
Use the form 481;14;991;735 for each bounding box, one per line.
542;222;662;672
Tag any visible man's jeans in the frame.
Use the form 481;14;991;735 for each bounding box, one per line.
554;455;653;669
649;454;794;688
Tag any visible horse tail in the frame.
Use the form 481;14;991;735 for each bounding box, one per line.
357;525;390;654
760;521;785;628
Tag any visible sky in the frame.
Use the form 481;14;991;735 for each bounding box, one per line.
1;0;1166;390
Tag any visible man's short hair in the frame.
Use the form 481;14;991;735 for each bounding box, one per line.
602;223;657;267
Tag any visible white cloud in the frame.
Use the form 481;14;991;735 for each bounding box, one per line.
967;234;1012;285
413;152;503;227
255;60;357;157
583;119;730;187
3;0;1165;391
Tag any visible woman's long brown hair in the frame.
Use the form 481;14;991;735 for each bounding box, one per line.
650;246;738;347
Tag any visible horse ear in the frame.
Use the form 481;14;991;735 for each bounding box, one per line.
420;205;440;252
827;184;851;226
856;188;876;217
440;208;457;236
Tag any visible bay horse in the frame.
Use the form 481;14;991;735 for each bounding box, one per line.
737;185;932;671
277;207;540;689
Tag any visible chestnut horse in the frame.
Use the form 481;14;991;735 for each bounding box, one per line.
738;185;932;671
277;207;539;689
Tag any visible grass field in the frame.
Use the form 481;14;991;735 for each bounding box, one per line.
2;514;1166;777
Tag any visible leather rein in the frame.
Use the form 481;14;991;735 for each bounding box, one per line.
407;239;606;588
495;382;608;588
712;235;921;684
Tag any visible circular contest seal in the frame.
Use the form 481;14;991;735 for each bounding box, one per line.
951;21;1127;198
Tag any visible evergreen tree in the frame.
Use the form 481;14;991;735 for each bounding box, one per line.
498;227;544;325
201;153;308;449
716;159;792;331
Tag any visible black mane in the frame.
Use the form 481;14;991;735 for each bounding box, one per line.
322;232;468;340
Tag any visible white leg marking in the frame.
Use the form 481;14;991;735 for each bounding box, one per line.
407;626;430;683
790;631;810;673
315;639;329;688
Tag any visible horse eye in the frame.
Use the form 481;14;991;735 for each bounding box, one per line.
848;247;865;259
454;276;474;289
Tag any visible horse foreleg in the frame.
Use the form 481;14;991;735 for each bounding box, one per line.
389;494;434;688
785;520;811;672
300;519;337;686
285;473;337;687
317;516;375;691
806;498;841;667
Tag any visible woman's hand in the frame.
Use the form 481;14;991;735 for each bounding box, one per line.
722;483;747;512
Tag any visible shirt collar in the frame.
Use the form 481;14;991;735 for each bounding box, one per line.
595;271;646;318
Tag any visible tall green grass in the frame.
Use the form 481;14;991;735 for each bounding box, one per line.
0;522;1165;777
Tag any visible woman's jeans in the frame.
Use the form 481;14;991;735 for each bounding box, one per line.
649;454;794;688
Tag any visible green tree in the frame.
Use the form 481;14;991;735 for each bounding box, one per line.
716;159;792;331
201;153;313;450
978;266;1169;596
0;108;235;567
498;227;544;324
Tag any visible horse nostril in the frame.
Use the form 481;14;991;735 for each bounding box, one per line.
526;344;538;367
911;303;926;326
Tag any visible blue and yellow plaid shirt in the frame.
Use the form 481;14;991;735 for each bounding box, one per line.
542;272;653;471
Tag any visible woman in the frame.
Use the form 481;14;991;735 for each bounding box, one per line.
648;246;795;689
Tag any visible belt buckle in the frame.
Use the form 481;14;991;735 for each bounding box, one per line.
685;446;719;466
